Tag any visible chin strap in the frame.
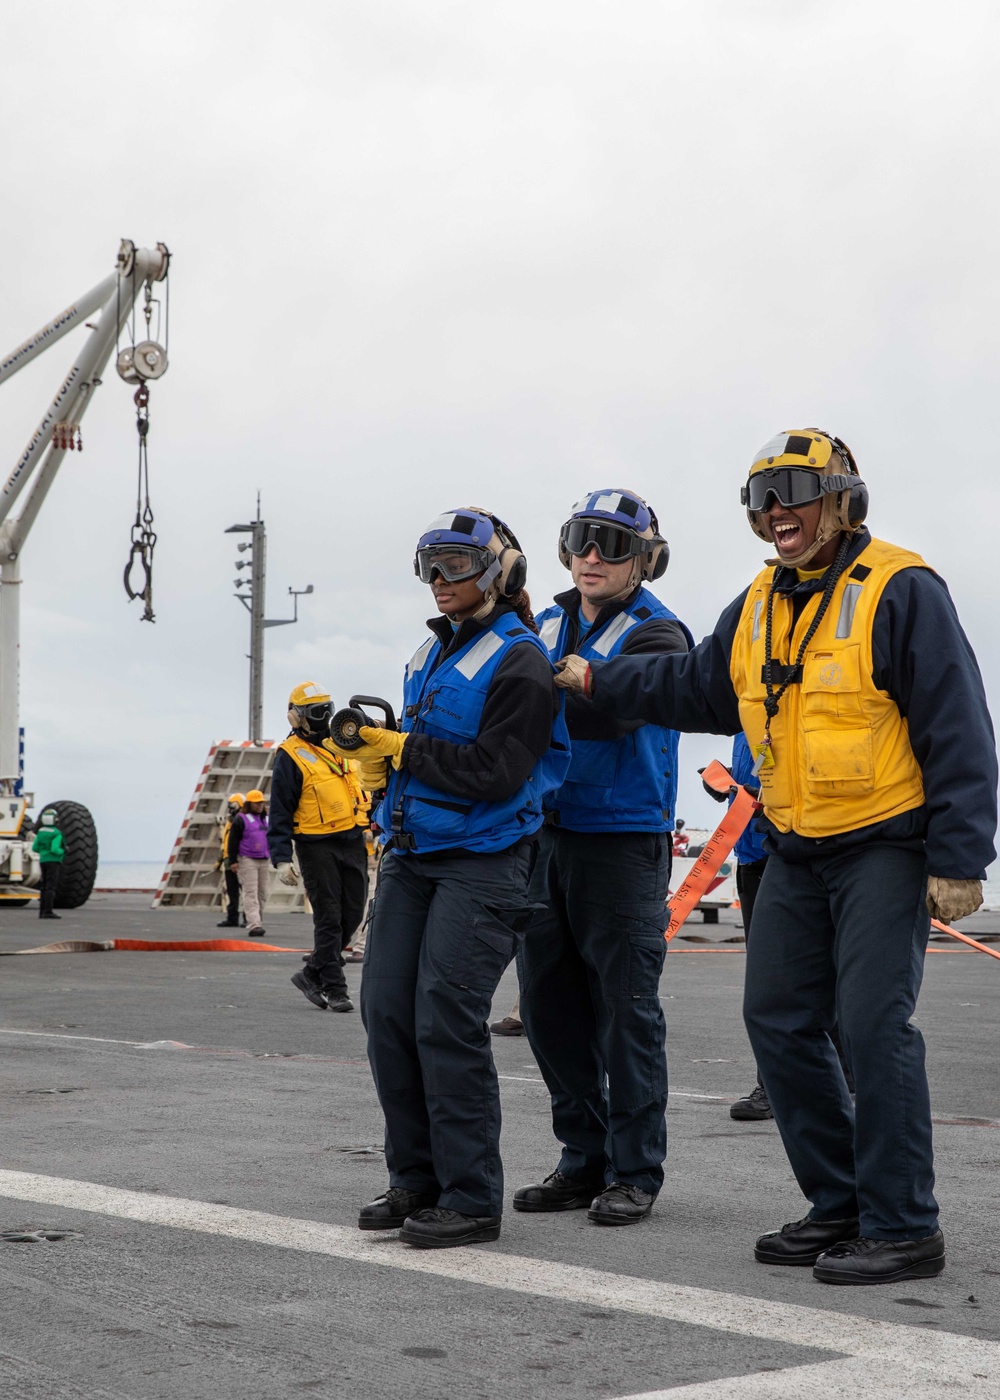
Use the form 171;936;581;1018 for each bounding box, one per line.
763;487;860;568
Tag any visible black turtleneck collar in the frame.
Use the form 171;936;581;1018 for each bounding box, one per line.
553;582;642;633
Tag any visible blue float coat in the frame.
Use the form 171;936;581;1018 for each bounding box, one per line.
537;585;692;833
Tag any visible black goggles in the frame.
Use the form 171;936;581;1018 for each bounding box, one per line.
741;468;853;513
560;519;645;564
297;702;332;725
415;545;493;584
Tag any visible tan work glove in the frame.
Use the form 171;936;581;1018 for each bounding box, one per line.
275;862;300;888
926;876;983;924
553;655;593;697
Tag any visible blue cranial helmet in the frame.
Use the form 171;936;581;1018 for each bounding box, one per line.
558;488;668;581
414;508;527;612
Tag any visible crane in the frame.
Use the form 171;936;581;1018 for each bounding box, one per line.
0;240;171;907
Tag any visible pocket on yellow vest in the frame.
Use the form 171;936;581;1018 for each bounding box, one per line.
801;645;863;720
804;726;875;794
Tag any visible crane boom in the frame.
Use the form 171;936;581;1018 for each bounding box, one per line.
0;240;169;792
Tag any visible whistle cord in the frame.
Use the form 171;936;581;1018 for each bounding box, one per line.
762;533;852;732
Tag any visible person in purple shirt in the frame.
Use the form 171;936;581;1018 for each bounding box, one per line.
227;789;271;937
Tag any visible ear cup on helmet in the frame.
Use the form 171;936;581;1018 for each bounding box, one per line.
847;479;869;527
646;533;669;581
501;549;528;595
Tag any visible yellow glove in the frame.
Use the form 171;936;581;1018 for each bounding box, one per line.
358;726;408;770
353;754;390;790
926;876;983;925
553;655;593;697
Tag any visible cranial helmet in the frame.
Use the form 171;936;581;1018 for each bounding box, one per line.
40;808;57;827
245;789;265;804
287;681;333;741
742;429;868;568
227;792;245;811
414;508;527;621
558;488;668;588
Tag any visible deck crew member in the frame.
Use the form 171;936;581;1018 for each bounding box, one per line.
554;430;996;1284
32;808;65;920
215;793;245;929
346;508;569;1249
227;789;271;937
514;489;692;1226
268;683;370;1013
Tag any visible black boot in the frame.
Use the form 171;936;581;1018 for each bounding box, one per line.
813;1230;945;1285
730;1083;773;1121
323;987;354;1013
588;1183;655;1225
400;1208;501;1248
755;1216;860;1266
358;1188;439;1230
513;1171;605;1213
291;968;331;1010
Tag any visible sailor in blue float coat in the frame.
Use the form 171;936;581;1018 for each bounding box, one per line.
513;489;692;1227
339;508;569;1251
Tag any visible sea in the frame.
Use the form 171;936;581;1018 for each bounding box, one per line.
98;860;1000;907
96;861;166;890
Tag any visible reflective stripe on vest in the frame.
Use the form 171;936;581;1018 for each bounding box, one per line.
729;536;929;838
376;612;571;855
279;738;363;836
536;587;693;834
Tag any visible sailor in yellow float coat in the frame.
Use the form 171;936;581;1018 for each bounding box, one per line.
267;682;372;1012
215;793;245;928
553;429;997;1286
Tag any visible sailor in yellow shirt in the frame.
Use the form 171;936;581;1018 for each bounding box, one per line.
554;429;997;1287
267;683;372;1013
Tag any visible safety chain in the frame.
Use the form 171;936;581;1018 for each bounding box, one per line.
122;383;157;622
761;533;853;729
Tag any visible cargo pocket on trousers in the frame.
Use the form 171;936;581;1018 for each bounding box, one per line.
616;898;668;998
449;902;540;992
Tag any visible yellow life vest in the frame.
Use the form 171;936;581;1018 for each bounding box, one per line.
219;818;231;858
729;537;929;838
278;737;368;836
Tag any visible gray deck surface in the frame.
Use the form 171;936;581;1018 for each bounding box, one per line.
1;895;998;1398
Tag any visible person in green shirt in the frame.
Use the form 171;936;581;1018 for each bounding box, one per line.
32;809;65;920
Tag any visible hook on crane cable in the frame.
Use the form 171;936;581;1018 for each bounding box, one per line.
123;382;156;622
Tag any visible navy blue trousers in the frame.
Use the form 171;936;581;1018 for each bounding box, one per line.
360;844;535;1217
517;828;670;1195
743;844;938;1239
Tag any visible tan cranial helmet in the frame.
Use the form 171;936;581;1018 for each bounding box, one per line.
743;429;868;568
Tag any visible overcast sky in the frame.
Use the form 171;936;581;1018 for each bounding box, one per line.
1;0;998;864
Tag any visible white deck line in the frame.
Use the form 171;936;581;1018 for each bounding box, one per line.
0;1169;996;1398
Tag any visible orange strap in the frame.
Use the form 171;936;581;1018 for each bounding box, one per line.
930;919;1000;963
665;760;759;944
